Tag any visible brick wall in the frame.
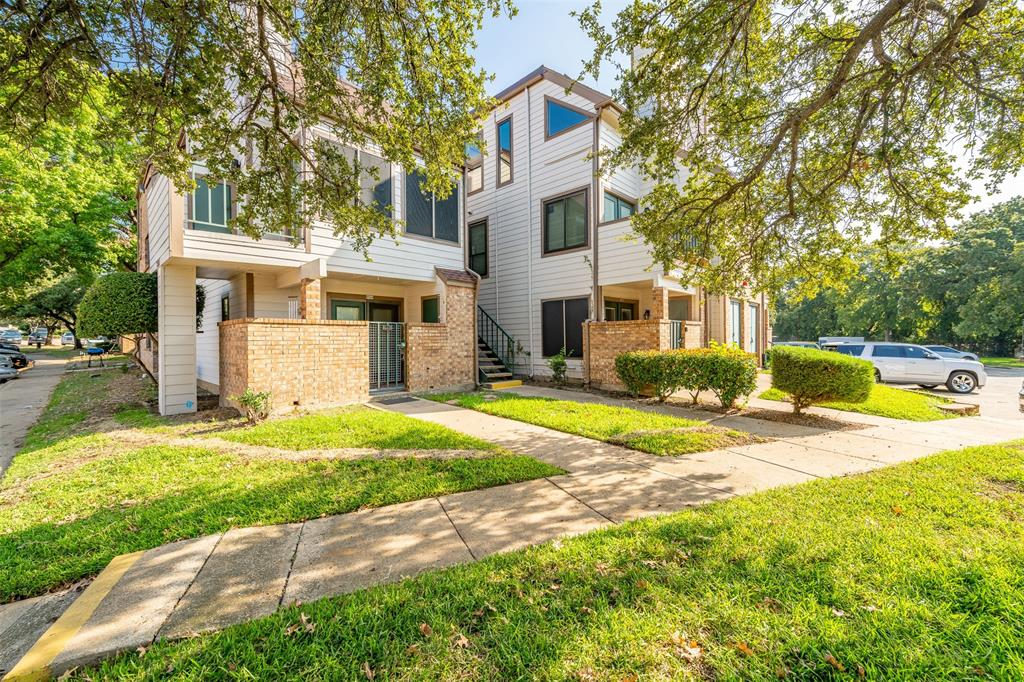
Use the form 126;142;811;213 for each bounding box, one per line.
405;283;477;392
584;320;672;391
219;318;369;413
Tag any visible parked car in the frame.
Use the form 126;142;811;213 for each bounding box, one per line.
0;347;29;369
0;329;22;345
925;345;979;362
28;328;48;345
61;332;76;346
0;341;19;353
0;355;18;383
773;341;820;349
822;341;986;394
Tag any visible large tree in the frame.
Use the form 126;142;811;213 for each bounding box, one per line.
0;275;92;347
1;0;509;250
579;0;1024;295
0;87;136;295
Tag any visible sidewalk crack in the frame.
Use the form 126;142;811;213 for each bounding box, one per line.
153;533;223;643
544;477;617;524
437;498;477;561
278;522;306;610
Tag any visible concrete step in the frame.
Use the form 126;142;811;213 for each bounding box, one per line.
482;371;513;380
482;379;523;390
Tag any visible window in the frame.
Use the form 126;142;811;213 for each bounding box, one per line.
315;140;392;217
604;300;637;321
603;192;635;222
748;303;759;353
496;117;512;186
331;300;366;321
421;296;440;323
468;220;488;277
831;344;865;356
404;170;459;243
542;297;589;358
189;176;233;233
543;190;588;254
668;298;690;321
220;296;230;322
904;346;934;359
872;345;902;358
546;98;592;138
466;138;483;195
729;300;742;345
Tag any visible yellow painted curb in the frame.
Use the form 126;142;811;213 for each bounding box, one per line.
488;380;523;390
3;552;144;682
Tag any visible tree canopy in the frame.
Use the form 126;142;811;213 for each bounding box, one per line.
1;0;510;251
579;0;1024;295
0;86;135;295
0;275;92;346
773;197;1024;355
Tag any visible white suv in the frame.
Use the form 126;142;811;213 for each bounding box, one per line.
823;342;986;394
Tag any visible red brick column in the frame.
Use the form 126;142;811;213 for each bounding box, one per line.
650;287;669;320
298;278;321;320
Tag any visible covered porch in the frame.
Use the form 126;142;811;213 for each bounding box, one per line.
155;258;478;416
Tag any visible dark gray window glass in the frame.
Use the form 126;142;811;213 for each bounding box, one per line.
872;345;902;358
359;151;392;217
469;221;488;277
544;191;588;253
831;344;865;356
405;171;433;237
541;297;588;358
434;191;459;243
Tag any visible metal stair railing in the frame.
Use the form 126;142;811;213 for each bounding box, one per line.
477;305;517;383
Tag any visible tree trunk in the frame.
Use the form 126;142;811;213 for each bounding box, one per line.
131;334;158;384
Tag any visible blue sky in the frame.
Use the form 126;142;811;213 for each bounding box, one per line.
471;1;1021;212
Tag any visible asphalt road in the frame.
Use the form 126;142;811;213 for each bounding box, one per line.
918;365;1024;422
0;353;66;477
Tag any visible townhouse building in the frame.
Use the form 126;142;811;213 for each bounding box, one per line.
467;66;770;390
137;125;479;416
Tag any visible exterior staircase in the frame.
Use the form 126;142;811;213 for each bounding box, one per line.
476;306;522;390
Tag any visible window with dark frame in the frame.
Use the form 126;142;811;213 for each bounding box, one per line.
220;295;230;322
421;296;440;323
603;191;635;222
546;98;592;138
468;220;488;277
541;297;589;358
496;117;512;186
544;190;588;254
466;137;483;195
404;170;460;243
604;300;637;322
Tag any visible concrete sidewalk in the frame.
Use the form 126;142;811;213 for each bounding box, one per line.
0;354;66;477
4;393;1022;680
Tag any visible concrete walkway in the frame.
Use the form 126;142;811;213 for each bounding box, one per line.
0;354;66;477
4;394;1023;680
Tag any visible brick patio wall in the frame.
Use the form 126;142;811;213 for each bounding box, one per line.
219;318;369;413
405;283;477;392
584;319;711;391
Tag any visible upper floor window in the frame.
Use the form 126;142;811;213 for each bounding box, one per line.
543;189;588;254
496;116;512;187
318;141;392;218
466;138;483;195
468;220;488;277
545;98;592;139
189;177;233;233
405;170;459;243
603;192;635;222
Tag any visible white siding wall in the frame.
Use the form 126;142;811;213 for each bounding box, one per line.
158;263;197;415
196;279;230;387
469;78;600;377
146;175;172;270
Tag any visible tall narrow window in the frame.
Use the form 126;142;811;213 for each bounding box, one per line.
496;117;512;187
546;98;592;138
603;192;635;222
543;190;588;254
358;151;392;217
189;177;233;233
542;298;589;358
468;220;488;277
404;170;460;243
466;138;483;195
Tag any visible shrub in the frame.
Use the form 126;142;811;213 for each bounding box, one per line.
234;388;272;424
548;347;570;385
768;345;874;414
78;272;158;338
614;343;758;407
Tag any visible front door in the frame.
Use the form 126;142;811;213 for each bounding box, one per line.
368;302;400;322
369;321;405;390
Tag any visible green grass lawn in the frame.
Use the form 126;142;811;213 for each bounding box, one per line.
23;346;77;358
427;392;758;456
0;375;558;602
760;383;958;421
981;356;1024;368
79;441;1024;681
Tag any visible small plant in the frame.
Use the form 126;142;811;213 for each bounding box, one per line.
768;345;873;414
233;388;272;424
548;347;571;385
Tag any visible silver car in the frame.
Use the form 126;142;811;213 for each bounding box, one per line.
0;356;18;383
823;341;986;394
925;345;979;362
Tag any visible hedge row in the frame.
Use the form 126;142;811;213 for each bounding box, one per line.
768;345;874;414
614;343;758;407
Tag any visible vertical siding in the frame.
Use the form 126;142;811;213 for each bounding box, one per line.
158;263;197;415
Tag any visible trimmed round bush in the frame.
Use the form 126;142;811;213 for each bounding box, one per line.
614;344;758;407
78;272;158;337
768;345;874;414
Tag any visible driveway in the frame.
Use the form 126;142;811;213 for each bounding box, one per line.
918;365;1024;421
0;353;66;476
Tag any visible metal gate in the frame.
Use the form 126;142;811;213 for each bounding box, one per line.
369;322;405;391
